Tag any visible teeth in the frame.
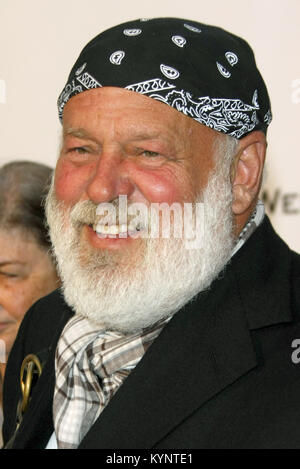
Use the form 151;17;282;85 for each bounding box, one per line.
95;224;128;235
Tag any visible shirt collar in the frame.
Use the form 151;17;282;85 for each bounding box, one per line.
231;199;265;257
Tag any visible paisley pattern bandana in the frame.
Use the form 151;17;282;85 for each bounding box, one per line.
57;17;272;139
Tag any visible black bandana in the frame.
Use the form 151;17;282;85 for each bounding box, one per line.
57;17;272;139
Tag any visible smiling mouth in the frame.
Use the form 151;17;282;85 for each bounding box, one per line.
94;224;128;236
89;223;143;237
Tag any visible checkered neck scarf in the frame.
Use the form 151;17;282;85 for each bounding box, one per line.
53;315;169;449
53;201;264;449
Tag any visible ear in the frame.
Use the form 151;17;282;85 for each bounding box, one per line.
232;131;266;216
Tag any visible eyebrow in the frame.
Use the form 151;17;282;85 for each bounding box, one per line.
63;128;172;149
64;127;164;140
131;132;161;140
63;128;95;140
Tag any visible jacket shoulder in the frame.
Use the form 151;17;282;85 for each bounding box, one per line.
291;249;300;273
290;250;300;316
22;289;73;348
11;288;74;355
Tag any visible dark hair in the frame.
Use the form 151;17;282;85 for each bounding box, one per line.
0;161;53;249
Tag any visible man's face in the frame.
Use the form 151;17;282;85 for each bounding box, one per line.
47;87;235;333
55;87;217;253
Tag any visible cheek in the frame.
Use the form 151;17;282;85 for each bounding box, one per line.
131;166;196;204
23;263;59;307
0;323;20;358
55;159;94;205
0;282;30;321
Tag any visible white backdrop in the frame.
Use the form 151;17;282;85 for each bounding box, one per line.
0;0;299;252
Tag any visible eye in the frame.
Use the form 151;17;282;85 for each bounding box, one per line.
0;271;18;279
141;150;160;157
71;147;89;155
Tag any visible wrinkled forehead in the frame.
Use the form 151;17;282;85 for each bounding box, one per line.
58;17;272;140
61;86;220;158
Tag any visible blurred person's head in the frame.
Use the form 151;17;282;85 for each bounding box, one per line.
0;161;60;368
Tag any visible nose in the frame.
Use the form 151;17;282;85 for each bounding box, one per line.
86;145;135;204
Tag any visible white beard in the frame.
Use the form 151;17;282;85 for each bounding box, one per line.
45;146;235;334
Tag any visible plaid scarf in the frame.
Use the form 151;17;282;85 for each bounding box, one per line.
53;315;169;449
53;201;265;449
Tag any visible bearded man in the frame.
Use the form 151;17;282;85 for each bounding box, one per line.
3;18;300;450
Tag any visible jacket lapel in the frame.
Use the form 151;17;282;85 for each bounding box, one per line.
11;307;73;449
232;217;292;330
80;217;293;449
79;266;258;449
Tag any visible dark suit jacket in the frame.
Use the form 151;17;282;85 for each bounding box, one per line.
3;217;300;449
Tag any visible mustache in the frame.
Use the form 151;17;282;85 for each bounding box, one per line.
70;200;98;226
69;199;138;227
